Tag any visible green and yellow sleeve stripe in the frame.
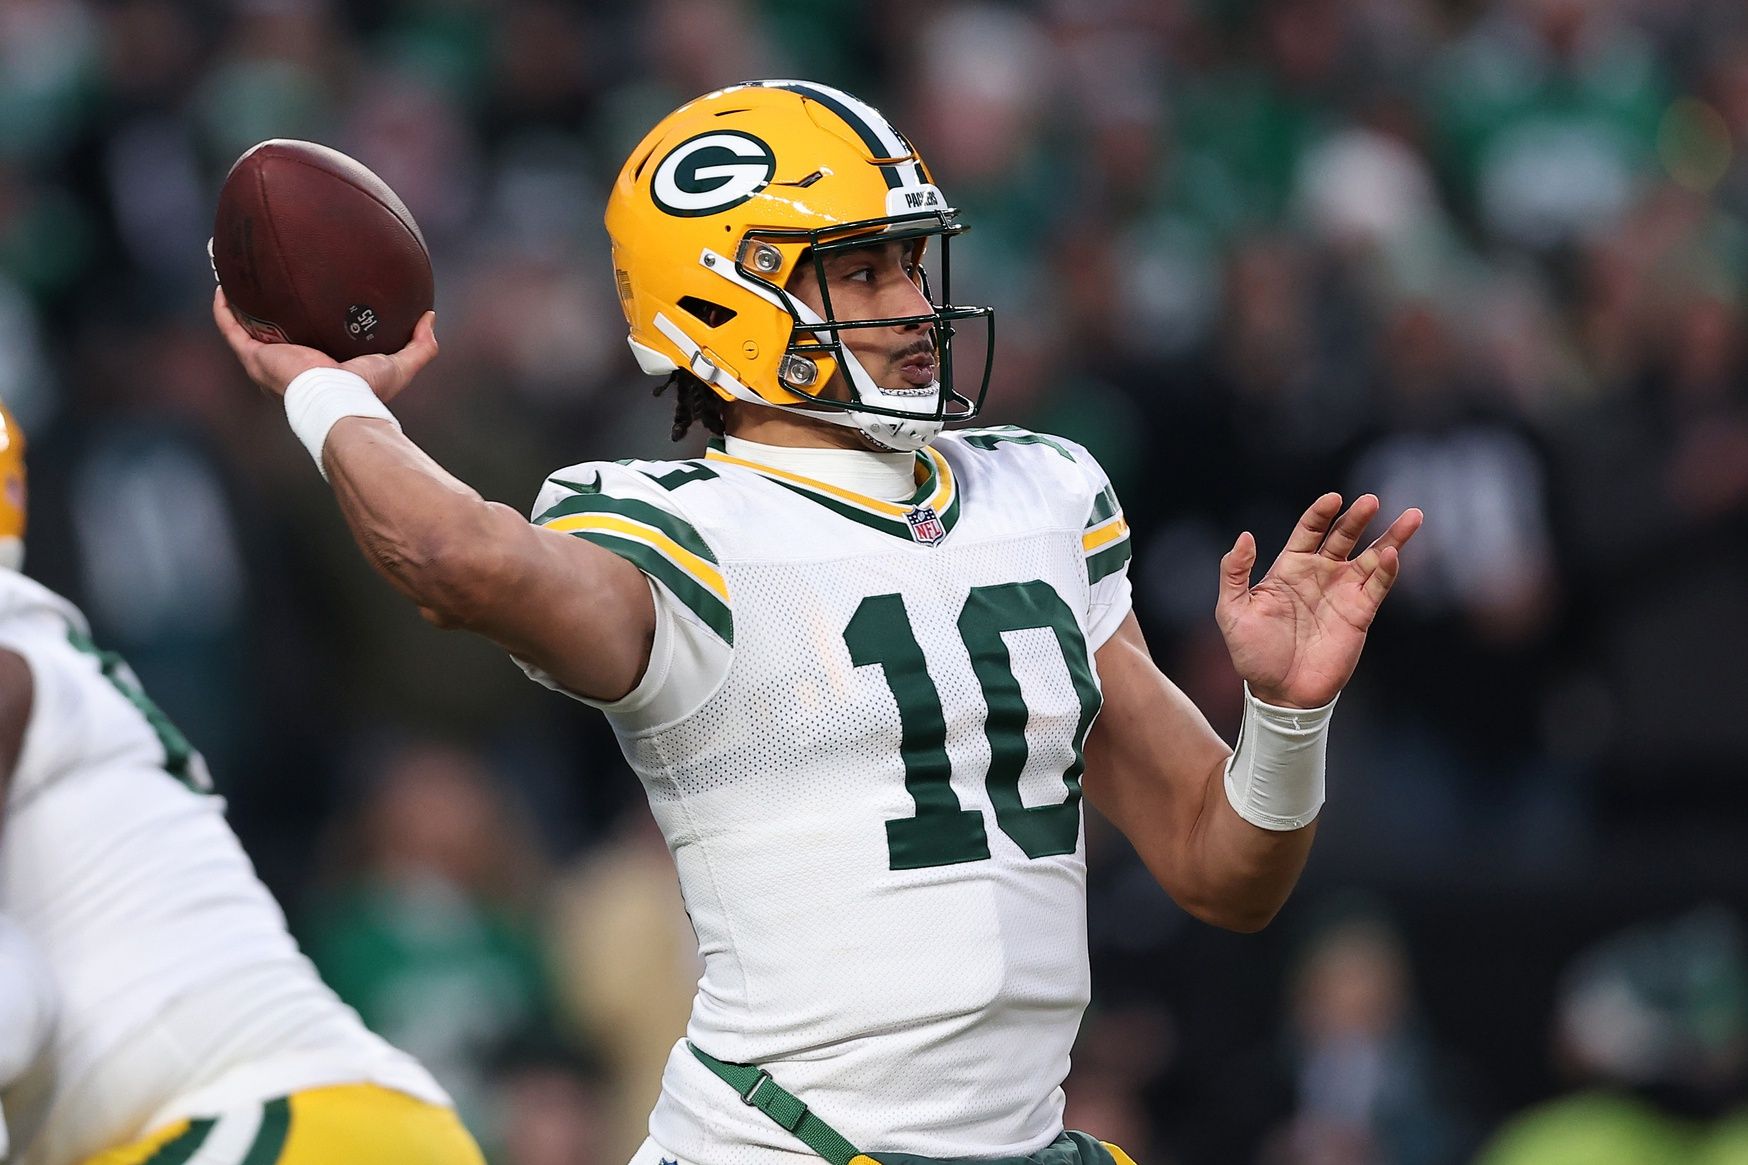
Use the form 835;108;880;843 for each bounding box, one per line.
1083;485;1131;584
535;490;733;644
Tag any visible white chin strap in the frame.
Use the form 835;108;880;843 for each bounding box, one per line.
787;299;944;452
0;538;21;572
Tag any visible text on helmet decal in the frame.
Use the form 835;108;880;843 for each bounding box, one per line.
886;184;945;216
652;131;777;218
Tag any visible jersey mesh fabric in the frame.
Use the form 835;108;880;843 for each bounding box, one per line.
525;431;1134;1160
636;539;1093;1156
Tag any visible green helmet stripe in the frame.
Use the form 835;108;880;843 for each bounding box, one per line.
770;81;906;190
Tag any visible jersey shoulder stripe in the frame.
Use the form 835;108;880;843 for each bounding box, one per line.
536;478;720;566
532;464;732;645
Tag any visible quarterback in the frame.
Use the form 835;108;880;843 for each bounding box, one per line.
213;81;1421;1165
0;401;483;1164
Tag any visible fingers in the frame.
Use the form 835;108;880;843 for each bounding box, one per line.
1319;493;1380;560
211;287;259;358
1216;530;1257;615
1367;507;1424;556
1349;508;1418;612
1361;544;1401;608
1281;492;1343;554
344;312;438;404
396;311;439;379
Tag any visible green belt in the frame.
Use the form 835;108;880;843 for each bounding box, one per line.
688;1042;868;1165
688;1042;1122;1165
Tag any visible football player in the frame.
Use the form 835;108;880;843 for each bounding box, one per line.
213;81;1421;1165
0;399;485;1164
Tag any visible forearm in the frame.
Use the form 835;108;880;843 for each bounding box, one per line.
298;388;655;699
1095;747;1316;933
322;416;514;625
1179;683;1336;926
1147;686;1333;930
279;365;507;622
1085;616;1328;932
1173;759;1317;931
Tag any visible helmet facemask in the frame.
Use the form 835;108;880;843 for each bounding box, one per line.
730;209;995;451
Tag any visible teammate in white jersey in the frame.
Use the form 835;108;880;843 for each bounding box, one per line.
212;81;1422;1165
0;400;484;1165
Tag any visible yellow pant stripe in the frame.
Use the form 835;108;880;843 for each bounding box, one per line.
81;1086;483;1165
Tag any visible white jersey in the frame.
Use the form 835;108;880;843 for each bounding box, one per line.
525;427;1134;1161
0;571;448;1165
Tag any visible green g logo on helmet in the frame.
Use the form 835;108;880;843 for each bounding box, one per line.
651;131;777;218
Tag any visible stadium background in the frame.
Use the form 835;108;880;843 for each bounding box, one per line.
4;0;1748;1160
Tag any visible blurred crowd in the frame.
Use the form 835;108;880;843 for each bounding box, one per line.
4;0;1748;1161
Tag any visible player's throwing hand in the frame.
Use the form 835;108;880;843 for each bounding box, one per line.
212;286;438;404
1216;493;1423;709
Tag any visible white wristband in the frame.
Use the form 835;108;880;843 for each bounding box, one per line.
283;367;399;479
1223;683;1337;831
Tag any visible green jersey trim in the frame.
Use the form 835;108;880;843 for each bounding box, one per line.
536;479;720;565
1088;484;1119;526
1080;476;1130;585
956;425;1077;462
703;440;961;545
536;476;733;644
1086;536;1132;584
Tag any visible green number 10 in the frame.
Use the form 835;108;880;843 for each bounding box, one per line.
843;581;1102;871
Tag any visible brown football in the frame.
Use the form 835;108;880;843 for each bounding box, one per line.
211;140;433;358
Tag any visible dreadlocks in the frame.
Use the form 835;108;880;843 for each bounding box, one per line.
652;369;727;442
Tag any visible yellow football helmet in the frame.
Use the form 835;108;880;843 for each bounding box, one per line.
0;398;25;571
605;80;994;451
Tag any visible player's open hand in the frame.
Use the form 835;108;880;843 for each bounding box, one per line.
1215;493;1423;709
212;287;437;404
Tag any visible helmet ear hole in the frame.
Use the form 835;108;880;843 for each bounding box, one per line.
678;296;738;328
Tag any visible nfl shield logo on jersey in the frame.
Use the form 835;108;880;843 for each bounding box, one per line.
906;505;947;545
